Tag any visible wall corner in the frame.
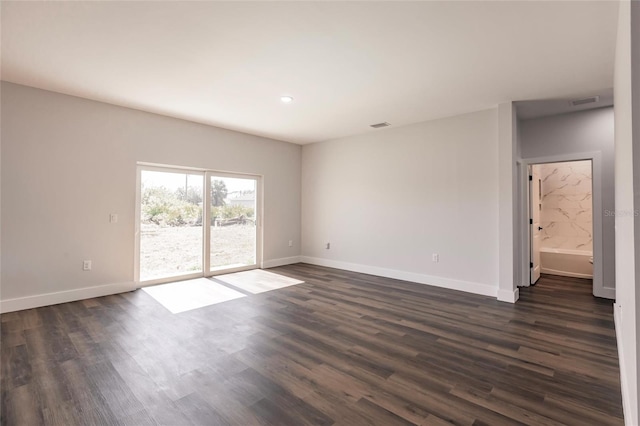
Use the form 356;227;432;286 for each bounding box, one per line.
497;287;519;304
498;102;517;301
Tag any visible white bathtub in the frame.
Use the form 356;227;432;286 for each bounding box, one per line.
540;248;593;279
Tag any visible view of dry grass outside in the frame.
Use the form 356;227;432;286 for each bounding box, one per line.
210;224;256;268
140;223;256;281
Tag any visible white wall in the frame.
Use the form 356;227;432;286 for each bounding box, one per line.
498;103;519;302
613;1;638;424
301;108;500;297
633;1;640;421
519;107;615;296
1;82;302;311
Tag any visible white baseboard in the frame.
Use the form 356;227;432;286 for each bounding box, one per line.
0;281;136;313
497;288;520;303
299;256;498;298
262;256;302;269
614;303;635;426
594;286;616;300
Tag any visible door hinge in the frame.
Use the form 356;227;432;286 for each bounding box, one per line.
530;262;534;268
530;218;533;225
529;175;533;181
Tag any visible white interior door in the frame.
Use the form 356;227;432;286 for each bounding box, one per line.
530;165;542;284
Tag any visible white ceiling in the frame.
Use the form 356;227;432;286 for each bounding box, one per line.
1;1;620;145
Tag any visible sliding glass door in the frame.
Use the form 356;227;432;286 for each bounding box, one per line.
137;166;261;285
139;169;204;282
209;175;258;272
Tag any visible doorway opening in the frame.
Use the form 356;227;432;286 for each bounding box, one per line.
528;160;594;286
135;165;262;286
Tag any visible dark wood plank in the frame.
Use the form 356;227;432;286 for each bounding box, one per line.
0;266;624;425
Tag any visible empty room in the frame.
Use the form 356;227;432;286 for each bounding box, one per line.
1;1;639;425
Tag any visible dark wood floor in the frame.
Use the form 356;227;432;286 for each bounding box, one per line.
1;265;623;425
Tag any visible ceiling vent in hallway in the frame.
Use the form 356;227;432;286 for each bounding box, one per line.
569;96;599;107
370;122;391;129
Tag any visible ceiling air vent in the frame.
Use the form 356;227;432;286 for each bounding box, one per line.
569;96;599;107
370;122;391;129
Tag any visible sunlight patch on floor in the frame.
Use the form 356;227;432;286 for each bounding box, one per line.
214;269;304;294
142;278;245;314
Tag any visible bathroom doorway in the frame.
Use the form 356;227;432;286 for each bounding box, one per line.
529;160;594;285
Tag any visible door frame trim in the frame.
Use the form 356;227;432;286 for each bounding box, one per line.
529;164;542;285
519;152;613;299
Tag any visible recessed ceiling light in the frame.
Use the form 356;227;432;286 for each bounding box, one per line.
280;96;294;103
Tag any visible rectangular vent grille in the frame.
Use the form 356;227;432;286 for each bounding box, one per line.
370;122;391;128
570;96;599;107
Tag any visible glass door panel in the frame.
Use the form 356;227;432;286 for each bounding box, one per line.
209;175;258;272
139;169;204;281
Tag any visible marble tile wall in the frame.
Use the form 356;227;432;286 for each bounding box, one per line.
536;160;593;252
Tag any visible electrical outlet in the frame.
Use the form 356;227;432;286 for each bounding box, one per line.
432;253;439;263
288;240;293;247
83;260;92;271
326;242;331;250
